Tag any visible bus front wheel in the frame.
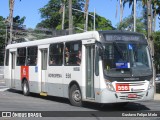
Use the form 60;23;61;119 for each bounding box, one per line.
69;84;82;107
22;80;30;96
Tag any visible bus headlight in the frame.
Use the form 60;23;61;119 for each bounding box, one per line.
148;80;153;90
105;80;115;92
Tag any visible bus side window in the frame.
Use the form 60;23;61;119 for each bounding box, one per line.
65;41;82;66
27;46;38;66
49;43;63;66
17;47;26;66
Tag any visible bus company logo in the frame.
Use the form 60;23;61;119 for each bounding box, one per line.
2;112;11;117
23;68;26;75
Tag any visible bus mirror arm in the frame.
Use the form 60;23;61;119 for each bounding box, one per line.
96;41;104;58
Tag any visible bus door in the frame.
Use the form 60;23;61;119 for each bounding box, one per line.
85;45;95;99
11;52;16;88
41;49;48;92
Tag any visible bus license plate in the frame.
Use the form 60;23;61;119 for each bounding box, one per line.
116;84;130;91
128;94;137;98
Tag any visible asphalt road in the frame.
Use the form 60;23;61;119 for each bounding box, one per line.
0;82;160;120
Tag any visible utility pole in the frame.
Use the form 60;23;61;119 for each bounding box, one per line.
9;0;15;44
133;0;136;32
69;0;73;34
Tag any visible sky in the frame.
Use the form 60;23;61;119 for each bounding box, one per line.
0;0;159;31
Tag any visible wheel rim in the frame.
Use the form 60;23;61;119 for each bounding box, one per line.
23;83;28;94
72;90;81;102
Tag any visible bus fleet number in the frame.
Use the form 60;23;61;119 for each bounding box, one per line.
116;84;130;91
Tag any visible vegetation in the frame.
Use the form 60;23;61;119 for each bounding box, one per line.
36;0;114;32
0;15;26;65
0;16;6;65
154;31;160;73
116;15;146;34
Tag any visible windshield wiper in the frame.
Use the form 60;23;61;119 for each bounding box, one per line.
113;42;125;61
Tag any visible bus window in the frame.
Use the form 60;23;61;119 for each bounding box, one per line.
17;47;26;66
27;46;38;66
5;49;9;66
49;43;63;66
65;41;82;66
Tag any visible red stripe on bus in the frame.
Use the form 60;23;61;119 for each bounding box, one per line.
21;66;29;80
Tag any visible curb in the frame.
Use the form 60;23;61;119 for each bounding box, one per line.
0;88;9;92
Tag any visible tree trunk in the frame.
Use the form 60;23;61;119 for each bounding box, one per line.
147;0;156;93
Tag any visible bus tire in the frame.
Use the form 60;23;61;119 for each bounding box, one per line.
69;84;82;107
22;80;30;96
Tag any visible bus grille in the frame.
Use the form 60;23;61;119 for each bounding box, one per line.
115;81;147;100
118;92;145;100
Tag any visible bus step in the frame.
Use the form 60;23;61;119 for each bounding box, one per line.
40;92;47;96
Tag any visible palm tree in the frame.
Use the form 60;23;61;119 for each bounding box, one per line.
9;0;15;44
8;0;22;44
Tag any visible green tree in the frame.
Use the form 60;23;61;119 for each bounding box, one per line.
0;16;6;44
93;13;115;31
121;0;160;31
37;0;114;32
153;31;160;73
37;0;85;30
116;15;146;34
0;16;6;65
11;15;27;42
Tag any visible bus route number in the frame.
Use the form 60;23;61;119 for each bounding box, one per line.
116;84;130;91
66;73;71;78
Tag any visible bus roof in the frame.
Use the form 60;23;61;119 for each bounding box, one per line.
6;31;99;49
6;30;146;49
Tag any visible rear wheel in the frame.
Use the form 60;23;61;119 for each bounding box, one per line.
69;84;82;107
22;80;30;96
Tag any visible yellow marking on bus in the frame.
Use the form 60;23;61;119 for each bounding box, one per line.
40;92;48;96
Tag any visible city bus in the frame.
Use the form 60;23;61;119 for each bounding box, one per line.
4;30;154;106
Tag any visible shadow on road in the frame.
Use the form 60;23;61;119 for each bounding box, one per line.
7;89;150;111
82;102;150;111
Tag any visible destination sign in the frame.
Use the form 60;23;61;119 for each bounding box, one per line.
104;34;146;43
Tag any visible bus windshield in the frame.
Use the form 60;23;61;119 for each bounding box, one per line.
103;42;152;77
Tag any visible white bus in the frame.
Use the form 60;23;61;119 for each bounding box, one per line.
4;30;154;106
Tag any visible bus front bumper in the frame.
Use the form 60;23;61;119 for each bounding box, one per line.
99;87;154;103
